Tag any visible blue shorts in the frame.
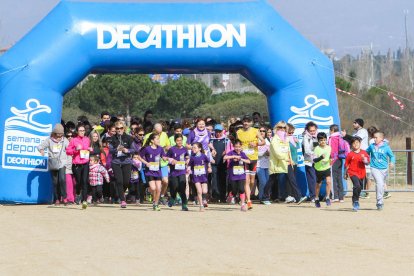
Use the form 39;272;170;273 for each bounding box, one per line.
161;166;169;178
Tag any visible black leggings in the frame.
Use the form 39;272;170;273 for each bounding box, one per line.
51;167;66;201
91;185;103;202
351;176;363;203
72;163;89;201
230;179;245;196
169;174;187;205
112;163;131;202
285;165;302;202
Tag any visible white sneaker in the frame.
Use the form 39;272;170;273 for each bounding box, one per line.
285;196;295;203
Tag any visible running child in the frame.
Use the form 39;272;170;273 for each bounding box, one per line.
344;137;370;211
167;134;190;211
130;153;142;205
366;131;395;210
223;139;251;211
313;132;332;207
187;142;213;212
88;155;110;206
139;133;168;211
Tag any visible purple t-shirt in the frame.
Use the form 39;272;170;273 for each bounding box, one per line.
140;146;166;178
187;128;211;151
226;150;248;181
167;146;188;177
188;153;210;183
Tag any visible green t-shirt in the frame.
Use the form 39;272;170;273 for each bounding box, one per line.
313;145;331;171
169;135;187;147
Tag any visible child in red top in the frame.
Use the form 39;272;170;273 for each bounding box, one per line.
344;137;370;211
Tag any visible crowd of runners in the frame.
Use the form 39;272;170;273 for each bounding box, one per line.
38;110;395;212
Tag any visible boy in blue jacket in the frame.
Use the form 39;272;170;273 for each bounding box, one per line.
366;131;395;210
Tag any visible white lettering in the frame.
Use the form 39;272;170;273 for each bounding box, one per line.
96;23;247;50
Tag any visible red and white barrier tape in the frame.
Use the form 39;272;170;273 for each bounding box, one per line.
387;92;405;110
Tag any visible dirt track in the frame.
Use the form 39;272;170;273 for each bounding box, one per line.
1;193;414;275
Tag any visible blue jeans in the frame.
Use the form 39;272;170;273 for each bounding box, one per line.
257;167;269;200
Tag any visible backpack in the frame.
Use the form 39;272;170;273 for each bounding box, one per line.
337;137;350;159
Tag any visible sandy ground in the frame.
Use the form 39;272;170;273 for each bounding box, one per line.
1;193;414;275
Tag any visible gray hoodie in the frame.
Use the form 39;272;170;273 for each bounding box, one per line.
37;137;69;169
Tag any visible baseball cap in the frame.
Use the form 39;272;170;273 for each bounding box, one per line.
214;124;224;131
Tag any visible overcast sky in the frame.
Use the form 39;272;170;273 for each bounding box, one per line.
1;0;414;57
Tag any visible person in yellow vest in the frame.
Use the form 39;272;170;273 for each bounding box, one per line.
236;115;264;210
143;122;171;205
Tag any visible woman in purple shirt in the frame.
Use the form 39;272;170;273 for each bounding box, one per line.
224;139;251;212
188;142;213;212
186;118;216;161
167;134;189;211
139;133;168;211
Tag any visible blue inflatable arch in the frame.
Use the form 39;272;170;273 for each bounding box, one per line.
0;0;339;203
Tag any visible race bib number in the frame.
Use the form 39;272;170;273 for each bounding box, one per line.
131;171;139;180
80;150;89;159
52;144;62;153
175;161;186;170
149;162;160;171
194;165;206;175
233;166;245;175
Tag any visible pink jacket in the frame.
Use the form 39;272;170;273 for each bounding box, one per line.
66;136;91;165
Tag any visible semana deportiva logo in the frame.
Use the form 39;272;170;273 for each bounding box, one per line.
288;94;333;166
96;23;247;50
2;99;52;171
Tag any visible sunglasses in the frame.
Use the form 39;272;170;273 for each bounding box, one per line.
259;130;266;132
116;127;124;130
137;133;144;136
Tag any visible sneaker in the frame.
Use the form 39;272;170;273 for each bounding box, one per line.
75;195;81;205
226;193;233;203
311;198;316;203
121;201;127;208
241;204;247;212
247;201;253;210
360;192;370;199
285;196;295;203
168;198;175;208
230;197;235;205
182;205;189;211
199;206;205;212
203;200;208;208
159;197;167;206
326;198;331;206
352;201;358;212
315;200;321;208
384;192;391;199
147;194;153;203
332;198;339;203
82;201;88;209
87;195;92;204
376;204;383;211
297;196;307;205
154;205;161;211
176;195;182;205
261;200;272;205
54;200;60;206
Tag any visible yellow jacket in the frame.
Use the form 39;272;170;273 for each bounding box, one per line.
269;135;292;174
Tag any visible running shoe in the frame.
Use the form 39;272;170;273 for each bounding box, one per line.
332;198;339;203
75;195;81;205
315;200;321;208
176;195;182;205
376;204;384;211
285;196;295;203
247;201;253;210
359;192;370;199
241;204;247;212
182;205;189;211
87;195;92;204
159;196;167;206
226;193;233;203
261;200;271;205
230;197;235;205
82;201;88;209
384;192;391;199
147;194;153;203
54;200;60;206
203;200;208;208
311;198;316;203
154;205;161;211
297;196;307;205
121;201;127;208
326;198;331;206
168;199;175;208
352;202;358;212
